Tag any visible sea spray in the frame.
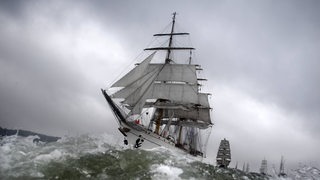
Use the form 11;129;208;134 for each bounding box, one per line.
0;133;315;179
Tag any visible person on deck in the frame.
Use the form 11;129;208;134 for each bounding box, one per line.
123;137;128;145
135;135;143;148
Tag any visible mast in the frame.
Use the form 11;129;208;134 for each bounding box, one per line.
154;12;176;135
177;126;183;145
144;12;194;56
166;12;176;63
246;163;250;173
154;108;163;135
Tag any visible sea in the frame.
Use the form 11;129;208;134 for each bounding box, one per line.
0;133;319;180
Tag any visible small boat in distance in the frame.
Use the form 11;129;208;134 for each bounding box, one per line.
101;12;213;159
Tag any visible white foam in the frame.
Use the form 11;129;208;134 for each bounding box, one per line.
34;149;63;163
151;164;183;180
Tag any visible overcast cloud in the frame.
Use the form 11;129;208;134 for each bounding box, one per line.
0;0;319;171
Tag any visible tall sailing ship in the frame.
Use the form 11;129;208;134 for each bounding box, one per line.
278;156;287;177
102;13;213;158
216;138;231;167
259;158;268;175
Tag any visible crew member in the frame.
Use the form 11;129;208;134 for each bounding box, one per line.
123;137;128;145
135;135;143;148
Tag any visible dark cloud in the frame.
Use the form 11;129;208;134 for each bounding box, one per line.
193;0;320;131
0;0;26;18
0;0;319;171
0;0;119;135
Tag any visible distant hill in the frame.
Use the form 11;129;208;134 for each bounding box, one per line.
0;127;60;142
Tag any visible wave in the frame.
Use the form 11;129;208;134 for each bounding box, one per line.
0;133;315;179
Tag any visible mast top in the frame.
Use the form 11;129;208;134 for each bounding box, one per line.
172;12;177;21
144;12;193;63
165;12;177;63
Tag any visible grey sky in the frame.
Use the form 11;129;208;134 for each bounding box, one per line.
0;0;319;171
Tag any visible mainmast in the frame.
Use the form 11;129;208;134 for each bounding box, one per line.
151;12;192;135
144;12;194;61
166;12;176;63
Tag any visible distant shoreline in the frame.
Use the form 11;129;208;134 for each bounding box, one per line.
0;127;60;143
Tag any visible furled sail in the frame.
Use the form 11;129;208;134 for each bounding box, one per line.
162;108;211;124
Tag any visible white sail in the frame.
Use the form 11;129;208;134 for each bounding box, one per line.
112;63;198;97
124;71;160;115
149;83;198;104
111;68;159;99
148;64;198;84
111;52;156;87
113;70;210;107
198;93;210;108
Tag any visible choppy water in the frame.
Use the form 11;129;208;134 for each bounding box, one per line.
0;134;316;179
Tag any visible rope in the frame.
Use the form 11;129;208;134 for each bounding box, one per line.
106;22;172;89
